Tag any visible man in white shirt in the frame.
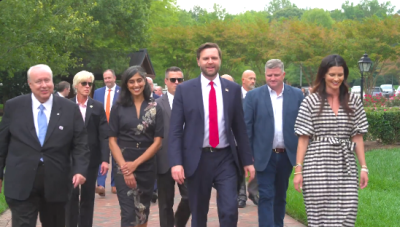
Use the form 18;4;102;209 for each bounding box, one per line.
156;66;190;227
54;81;70;98
238;70;259;208
243;59;304;227
93;69;120;195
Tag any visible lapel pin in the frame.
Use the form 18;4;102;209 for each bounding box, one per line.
59;126;64;130
90;105;93;108
225;88;229;92
57;113;60;115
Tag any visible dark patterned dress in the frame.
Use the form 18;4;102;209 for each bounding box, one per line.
109;100;163;227
294;93;368;227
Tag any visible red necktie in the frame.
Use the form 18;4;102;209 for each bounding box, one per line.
209;81;219;148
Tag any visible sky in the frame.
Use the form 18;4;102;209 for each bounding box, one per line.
176;0;399;14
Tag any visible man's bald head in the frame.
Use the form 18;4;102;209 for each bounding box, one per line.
242;70;256;91
221;74;234;82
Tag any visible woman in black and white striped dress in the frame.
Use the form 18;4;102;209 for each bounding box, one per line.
293;55;369;226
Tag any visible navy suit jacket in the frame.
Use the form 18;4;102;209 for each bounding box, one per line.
93;85;121;105
244;84;303;171
168;76;253;178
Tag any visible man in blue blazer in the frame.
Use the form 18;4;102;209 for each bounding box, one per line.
93;69;120;195
244;59;303;227
168;43;255;227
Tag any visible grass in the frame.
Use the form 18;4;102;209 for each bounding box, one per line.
0;185;6;214
286;148;400;226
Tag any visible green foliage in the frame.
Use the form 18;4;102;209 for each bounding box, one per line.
301;8;334;28
287;149;400;226
0;0;97;76
365;108;400;144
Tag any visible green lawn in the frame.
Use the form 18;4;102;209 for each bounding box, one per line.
0;185;5;214
286;148;400;226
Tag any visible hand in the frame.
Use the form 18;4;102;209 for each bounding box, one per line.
171;165;185;185
359;171;368;189
244;165;255;183
100;162;109;175
72;174;86;188
121;161;138;176
293;174;303;193
124;173;137;189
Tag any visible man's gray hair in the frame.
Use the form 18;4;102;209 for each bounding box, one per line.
265;59;284;72
27;64;53;81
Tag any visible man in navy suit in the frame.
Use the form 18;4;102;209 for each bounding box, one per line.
244;59;303;227
93;69;120;195
168;42;255;227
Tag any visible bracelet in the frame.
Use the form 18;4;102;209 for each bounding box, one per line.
293;163;303;169
293;172;302;175
361;165;367;168
361;168;369;174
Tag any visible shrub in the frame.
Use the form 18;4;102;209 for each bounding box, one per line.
365;108;400;144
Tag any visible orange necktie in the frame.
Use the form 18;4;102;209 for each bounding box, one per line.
106;89;111;122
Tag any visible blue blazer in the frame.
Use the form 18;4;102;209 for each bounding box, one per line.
168;76;253;178
93;85;121;105
244;84;303;171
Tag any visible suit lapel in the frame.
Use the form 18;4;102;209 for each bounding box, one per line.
263;85;274;117
282;84;290;124
43;96;62;145
85;98;93;127
220;78;230;132
113;86;120;104
162;94;171;119
26;96;41;148
194;76;205;122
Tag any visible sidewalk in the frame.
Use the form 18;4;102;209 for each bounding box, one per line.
0;171;305;227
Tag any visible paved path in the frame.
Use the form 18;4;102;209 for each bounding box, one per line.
0;171;305;227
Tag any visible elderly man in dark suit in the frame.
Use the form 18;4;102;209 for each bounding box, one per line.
65;70;109;227
0;64;89;227
244;59;303;227
156;66;190;227
168;43;255;227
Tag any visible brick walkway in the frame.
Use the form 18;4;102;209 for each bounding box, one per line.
0;171;305;227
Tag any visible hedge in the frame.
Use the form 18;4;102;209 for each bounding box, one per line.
365;107;400;144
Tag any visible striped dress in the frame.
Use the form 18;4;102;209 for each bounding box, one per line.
294;93;368;227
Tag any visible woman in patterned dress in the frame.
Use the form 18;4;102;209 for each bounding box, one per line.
109;66;163;227
293;55;369;226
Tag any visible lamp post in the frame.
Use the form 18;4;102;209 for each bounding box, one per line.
358;53;373;101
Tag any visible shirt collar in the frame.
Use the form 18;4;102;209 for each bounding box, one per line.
167;91;174;98
32;93;53;111
241;87;248;96
106;84;116;91
201;73;220;88
57;92;64;97
267;84;285;95
76;97;89;107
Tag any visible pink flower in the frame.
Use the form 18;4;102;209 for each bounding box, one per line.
384;109;387;111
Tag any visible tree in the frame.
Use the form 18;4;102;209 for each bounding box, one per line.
0;0;96;76
266;0;297;15
301;8;335;28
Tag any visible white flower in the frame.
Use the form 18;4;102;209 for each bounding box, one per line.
137;124;144;131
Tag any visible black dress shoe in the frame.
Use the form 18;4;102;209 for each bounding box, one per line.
151;192;158;203
238;200;246;208
248;194;259;205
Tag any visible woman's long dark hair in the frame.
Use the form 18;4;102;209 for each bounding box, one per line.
313;54;353;116
117;66;152;107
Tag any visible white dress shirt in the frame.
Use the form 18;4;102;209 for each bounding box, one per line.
268;85;285;149
57;92;64;97
241;87;248;99
103;84;116;111
32;93;52;136
167;91;174;109
201;74;228;148
77;98;89;122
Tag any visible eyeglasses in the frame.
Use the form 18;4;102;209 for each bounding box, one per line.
80;82;93;87
168;78;184;83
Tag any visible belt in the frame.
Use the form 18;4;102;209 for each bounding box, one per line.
273;148;285;153
202;147;228;152
313;136;356;175
119;141;153;148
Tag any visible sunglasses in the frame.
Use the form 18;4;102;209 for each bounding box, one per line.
81;82;93;87
168;78;184;83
